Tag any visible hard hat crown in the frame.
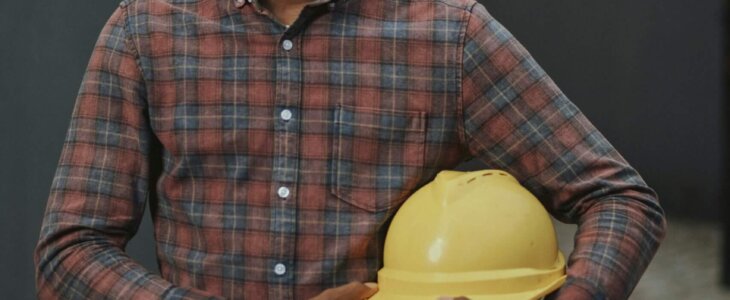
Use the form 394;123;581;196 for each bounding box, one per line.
371;170;566;300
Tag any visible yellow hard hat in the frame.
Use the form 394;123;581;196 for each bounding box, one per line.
370;169;566;300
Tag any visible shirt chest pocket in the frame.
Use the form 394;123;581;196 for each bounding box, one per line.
330;104;427;212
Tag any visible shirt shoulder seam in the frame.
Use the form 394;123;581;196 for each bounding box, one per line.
118;1;151;105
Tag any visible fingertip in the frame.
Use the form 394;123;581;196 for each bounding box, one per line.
362;282;379;298
364;282;378;289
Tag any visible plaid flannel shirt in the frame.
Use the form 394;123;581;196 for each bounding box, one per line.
34;0;666;299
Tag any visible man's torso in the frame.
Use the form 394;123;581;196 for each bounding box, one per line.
126;0;474;297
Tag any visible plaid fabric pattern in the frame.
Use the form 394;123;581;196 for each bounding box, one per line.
34;0;666;299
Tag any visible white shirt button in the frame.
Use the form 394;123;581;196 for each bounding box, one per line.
277;186;290;198
280;109;292;121
282;39;293;51
274;263;286;275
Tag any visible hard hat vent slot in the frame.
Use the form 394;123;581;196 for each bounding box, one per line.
482;172;493;176
498;172;507;176
467;177;476;184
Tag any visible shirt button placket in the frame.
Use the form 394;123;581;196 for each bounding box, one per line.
270;28;299;298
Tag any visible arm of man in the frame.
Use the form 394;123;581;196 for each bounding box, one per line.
458;2;667;299
33;3;223;299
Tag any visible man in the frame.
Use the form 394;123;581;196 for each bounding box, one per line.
33;0;667;299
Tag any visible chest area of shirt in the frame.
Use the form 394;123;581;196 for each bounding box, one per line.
138;2;465;160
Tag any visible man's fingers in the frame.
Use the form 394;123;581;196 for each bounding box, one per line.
342;281;378;299
308;281;379;300
361;282;379;298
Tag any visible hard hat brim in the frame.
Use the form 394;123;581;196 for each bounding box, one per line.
370;253;566;300
368;274;565;300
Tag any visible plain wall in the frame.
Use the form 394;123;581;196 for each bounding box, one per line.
1;0;724;298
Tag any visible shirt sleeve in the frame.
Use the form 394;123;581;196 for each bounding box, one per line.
32;3;223;299
458;2;667;299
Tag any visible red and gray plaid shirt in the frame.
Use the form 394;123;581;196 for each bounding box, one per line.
34;0;666;299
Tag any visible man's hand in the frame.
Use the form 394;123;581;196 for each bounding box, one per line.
308;281;379;300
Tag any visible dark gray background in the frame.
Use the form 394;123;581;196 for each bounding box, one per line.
1;0;725;298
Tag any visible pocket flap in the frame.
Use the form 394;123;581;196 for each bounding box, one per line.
331;104;427;212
